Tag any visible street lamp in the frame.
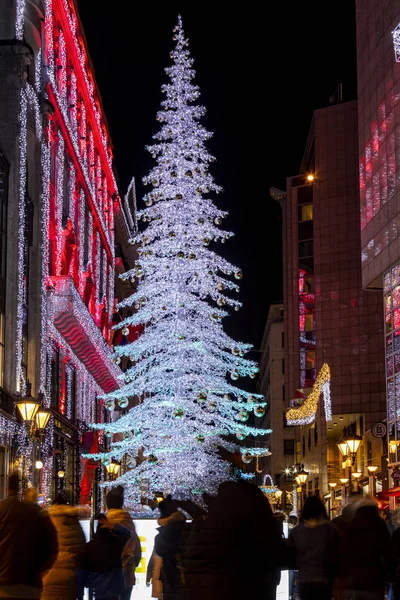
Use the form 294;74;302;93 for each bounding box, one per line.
297;466;309;485
105;460;121;480
15;383;51;494
367;465;379;497
339;477;349;506
16;382;40;424
352;471;362;493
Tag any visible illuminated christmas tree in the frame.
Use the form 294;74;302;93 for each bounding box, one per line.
92;16;269;502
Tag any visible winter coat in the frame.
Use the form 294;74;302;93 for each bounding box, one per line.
287;518;338;584
147;550;163;599
0;496;58;596
77;523;131;600
154;511;186;600
182;481;286;600
41;505;86;600
333;498;395;592
107;507;138;587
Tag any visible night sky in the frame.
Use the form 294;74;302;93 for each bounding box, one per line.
77;1;357;358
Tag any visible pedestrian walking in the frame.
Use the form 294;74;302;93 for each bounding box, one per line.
288;495;337;600
154;496;187;600
41;492;86;600
106;485;141;600
183;480;287;600
334;495;395;600
77;512;131;600
287;512;299;600
0;472;58;599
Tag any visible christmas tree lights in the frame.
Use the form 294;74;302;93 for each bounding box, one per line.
93;16;269;502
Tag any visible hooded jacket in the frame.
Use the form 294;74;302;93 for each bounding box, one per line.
106;508;138;587
41;504;86;599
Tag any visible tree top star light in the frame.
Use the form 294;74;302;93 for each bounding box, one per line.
90;16;270;502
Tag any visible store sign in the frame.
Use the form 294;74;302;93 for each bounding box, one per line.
54;418;75;440
372;422;387;438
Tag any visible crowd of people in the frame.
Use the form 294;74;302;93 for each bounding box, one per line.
1;473;400;600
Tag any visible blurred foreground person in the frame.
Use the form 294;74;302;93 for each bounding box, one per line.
334;495;394;600
77;512;131;600
106;486;141;600
288;495;337;600
183;480;287;600
24;487;38;504
287;512;299;600
0;473;58;599
41;492;86;600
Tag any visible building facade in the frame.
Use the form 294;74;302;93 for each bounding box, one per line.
259;303;294;495
356;1;400;486
0;0;136;505
276;99;386;505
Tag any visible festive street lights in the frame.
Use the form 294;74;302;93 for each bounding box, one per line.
367;465;379;497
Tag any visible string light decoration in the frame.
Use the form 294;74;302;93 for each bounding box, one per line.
259;474;281;504
393;24;400;62
15;0;25;40
90;16;269;502
16;89;28;394
285;363;331;426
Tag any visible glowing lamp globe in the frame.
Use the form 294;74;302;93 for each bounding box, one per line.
35;408;51;431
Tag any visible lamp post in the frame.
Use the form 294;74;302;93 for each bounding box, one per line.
352;471;362;493
105;460;121;481
337;425;362;487
15;383;51;493
339;478;349;506
329;482;337;515
367;465;379;497
296;465;309;510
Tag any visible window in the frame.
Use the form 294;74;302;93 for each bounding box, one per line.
83;201;89;270
282;359;285;374
62;158;70;228
299;240;314;258
284;439;295;455
282;385;285;401
306;350;316;369
50;347;60;410
281;332;284;347
297;185;313;205
305;314;314;332
308;429;312;451
298;204;313;222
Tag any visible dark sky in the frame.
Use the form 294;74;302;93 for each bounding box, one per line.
78;1;357;356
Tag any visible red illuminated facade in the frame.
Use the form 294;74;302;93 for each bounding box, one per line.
0;0;137;505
